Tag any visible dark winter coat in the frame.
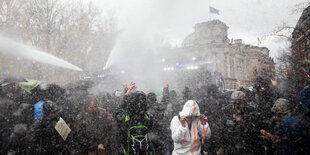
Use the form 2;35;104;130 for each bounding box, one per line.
278;113;310;155
8;124;29;155
279;114;299;155
162;88;182;122
199;93;227;154
147;92;166;154
118;91;155;155
215;105;264;154
74;108;114;154
161;88;182;154
147;92;165;123
0;98;16;155
0;120;12;155
279;85;310;155
28;116;65;154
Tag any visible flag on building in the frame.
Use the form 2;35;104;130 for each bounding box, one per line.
209;6;220;15
257;37;261;44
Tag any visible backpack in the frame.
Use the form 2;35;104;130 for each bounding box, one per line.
122;114;155;155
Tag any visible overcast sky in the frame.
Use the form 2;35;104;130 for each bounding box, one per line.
94;0;308;58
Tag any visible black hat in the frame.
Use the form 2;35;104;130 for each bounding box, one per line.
44;100;59;113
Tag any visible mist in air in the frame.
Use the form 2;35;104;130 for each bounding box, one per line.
0;35;82;72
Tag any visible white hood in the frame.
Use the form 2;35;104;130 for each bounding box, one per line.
179;100;200;117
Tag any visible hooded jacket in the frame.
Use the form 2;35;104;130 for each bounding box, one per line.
74;107;114;153
170;100;211;155
279;85;310;155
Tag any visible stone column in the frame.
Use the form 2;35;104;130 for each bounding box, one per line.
226;53;230;78
233;57;237;80
230;54;235;78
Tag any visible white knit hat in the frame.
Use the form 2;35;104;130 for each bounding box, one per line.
231;91;246;100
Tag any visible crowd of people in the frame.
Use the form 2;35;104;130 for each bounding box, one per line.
0;76;310;155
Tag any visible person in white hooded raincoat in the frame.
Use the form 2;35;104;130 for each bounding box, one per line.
170;100;211;155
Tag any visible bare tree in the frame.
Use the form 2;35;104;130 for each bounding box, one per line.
275;48;292;80
0;0;118;82
0;0;25;34
266;22;294;41
292;1;310;14
262;1;310;41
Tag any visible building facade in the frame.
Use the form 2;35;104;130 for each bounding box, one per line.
291;5;310;89
163;20;275;89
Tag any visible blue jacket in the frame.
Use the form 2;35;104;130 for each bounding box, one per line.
279;114;299;155
280;113;310;155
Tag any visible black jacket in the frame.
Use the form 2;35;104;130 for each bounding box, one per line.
215;105;265;155
74;108;113;153
28;116;65;154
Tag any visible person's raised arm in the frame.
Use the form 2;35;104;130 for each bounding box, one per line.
121;82;128;97
162;82;170;104
170;115;188;143
126;82;136;95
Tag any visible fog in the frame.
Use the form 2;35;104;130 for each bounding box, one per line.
0;35;82;72
92;0;305;91
97;0;303;55
0;0;305;90
1;0;310;154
